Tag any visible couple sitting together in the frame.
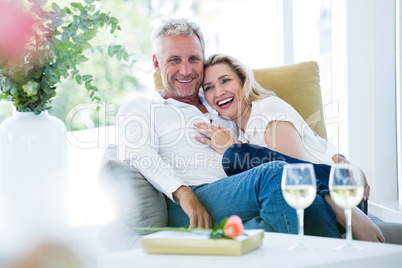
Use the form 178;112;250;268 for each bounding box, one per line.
117;18;384;242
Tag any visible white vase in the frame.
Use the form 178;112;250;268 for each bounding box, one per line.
0;111;69;240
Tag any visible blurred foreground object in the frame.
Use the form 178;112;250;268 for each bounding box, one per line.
12;243;81;268
0;2;34;64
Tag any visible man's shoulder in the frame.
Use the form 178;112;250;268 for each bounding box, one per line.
118;96;157;115
126;96;155;105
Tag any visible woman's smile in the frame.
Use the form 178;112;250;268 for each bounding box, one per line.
217;97;234;108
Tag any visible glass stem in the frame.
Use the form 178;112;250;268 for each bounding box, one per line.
345;208;352;245
297;208;304;245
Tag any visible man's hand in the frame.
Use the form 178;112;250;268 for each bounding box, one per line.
332;154;370;201
173;186;212;229
194;122;236;155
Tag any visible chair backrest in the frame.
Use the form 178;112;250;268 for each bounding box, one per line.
153;61;327;140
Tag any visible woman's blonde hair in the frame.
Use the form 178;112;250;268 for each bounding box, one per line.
204;54;276;105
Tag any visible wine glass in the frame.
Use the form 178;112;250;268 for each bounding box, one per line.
329;163;365;251
282;163;317;251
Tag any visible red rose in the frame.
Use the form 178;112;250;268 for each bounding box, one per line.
223;215;244;239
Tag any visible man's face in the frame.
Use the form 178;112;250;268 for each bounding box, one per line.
153;34;204;99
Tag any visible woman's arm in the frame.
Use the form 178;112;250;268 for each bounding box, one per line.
264;120;307;161
332;154;370;201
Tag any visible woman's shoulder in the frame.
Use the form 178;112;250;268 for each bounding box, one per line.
254;96;291;113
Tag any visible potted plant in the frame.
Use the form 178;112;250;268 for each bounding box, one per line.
0;0;129;237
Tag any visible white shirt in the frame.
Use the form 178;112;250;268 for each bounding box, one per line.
238;97;338;165
117;89;238;201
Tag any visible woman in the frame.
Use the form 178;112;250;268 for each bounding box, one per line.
194;53;384;242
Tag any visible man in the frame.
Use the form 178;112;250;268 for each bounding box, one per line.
117;18;342;237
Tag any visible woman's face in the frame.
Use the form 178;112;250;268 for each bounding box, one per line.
203;63;247;120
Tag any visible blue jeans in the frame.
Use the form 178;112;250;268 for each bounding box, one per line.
222;143;368;214
167;161;342;238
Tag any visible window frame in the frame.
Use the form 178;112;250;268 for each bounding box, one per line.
397;0;402;206
331;0;401;222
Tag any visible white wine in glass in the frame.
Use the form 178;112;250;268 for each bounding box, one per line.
282;163;317;251
329;163;365;251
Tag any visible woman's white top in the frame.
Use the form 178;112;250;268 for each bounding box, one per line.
237;96;338;165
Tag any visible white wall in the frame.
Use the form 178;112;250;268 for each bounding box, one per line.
397;0;402;205
333;0;398;200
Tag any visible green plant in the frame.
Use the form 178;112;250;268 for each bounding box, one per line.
0;0;130;114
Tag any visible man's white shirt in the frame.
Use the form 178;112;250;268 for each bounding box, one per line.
117;89;238;201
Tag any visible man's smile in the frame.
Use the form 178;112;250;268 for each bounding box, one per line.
177;78;193;83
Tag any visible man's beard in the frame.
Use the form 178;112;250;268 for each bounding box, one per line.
163;76;202;98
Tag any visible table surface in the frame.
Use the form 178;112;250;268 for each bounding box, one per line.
97;232;402;268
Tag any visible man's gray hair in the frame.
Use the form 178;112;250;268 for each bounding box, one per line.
152;18;206;60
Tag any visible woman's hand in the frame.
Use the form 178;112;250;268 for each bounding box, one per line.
194;122;236;155
332;154;370;201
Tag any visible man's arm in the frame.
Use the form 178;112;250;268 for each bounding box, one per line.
117;99;212;227
117;99;184;200
173;186;212;229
